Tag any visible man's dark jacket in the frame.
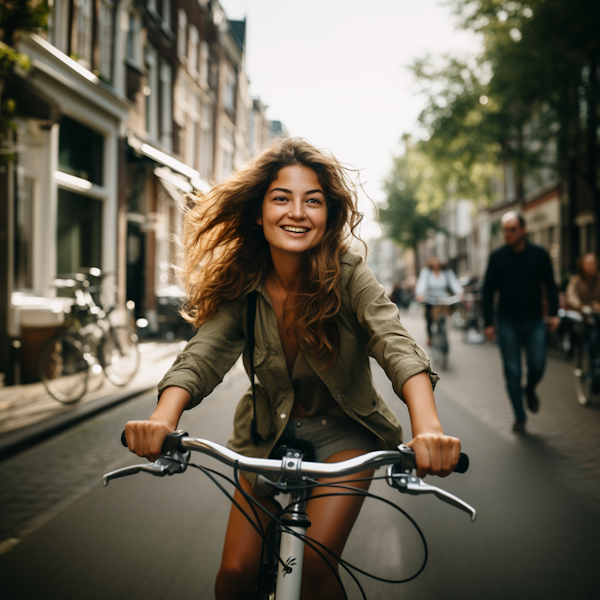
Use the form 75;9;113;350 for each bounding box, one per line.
482;242;559;327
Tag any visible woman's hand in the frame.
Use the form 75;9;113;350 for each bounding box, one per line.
124;386;192;461
125;417;176;462
407;432;461;478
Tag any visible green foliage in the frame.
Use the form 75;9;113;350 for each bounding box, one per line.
0;1;50;45
407;0;600;208
379;137;443;251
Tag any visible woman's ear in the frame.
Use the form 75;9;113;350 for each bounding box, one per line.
257;215;263;226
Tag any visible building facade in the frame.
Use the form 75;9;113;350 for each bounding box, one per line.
1;0;274;385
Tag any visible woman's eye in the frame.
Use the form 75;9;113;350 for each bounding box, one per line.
274;196;289;202
306;198;322;205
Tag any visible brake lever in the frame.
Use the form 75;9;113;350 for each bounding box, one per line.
386;466;477;522
102;450;190;487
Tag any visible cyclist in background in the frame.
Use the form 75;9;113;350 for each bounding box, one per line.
123;138;462;600
566;253;600;313
567;253;600;378
415;256;464;346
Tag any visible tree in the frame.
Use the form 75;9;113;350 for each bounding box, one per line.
379;136;443;272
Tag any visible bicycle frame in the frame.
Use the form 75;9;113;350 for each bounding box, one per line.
104;434;475;600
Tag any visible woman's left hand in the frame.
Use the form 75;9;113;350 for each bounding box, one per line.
406;432;461;478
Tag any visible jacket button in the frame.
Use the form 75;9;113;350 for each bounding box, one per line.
280;413;286;419
372;401;376;407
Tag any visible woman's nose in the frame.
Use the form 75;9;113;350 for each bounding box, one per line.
288;198;305;219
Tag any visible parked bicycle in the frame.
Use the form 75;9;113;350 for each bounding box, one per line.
38;269;140;404
563;308;600;406
425;295;463;370
104;430;474;600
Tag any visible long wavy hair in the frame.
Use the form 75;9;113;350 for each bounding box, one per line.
181;137;364;364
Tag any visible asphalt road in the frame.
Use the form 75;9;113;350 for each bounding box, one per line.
1;352;600;599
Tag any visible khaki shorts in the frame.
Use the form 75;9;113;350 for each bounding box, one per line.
275;415;378;462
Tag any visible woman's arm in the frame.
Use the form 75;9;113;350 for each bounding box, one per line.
565;276;582;311
125;386;192;462
402;372;461;478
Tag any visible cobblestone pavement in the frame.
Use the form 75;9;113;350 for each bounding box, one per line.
0;356;247;555
400;307;600;510
1;310;599;558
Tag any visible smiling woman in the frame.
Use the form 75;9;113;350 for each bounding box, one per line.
124;137;462;600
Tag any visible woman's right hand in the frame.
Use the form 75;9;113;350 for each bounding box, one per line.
124;418;176;462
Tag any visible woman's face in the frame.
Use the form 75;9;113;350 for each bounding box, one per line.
258;165;328;259
582;254;598;277
429;258;441;271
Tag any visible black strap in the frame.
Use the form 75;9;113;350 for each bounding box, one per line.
247;291;261;445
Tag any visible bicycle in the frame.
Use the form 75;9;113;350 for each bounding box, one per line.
103;430;475;600
425;295;462;370
38;270;140;404
563;308;600;406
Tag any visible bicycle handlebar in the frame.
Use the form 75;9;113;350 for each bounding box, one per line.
108;430;475;521
118;430;469;476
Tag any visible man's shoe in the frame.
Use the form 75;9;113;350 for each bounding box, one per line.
525;388;540;413
512;421;526;433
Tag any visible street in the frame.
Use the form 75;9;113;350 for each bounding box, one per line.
1;311;600;599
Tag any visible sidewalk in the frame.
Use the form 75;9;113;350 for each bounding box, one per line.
0;340;185;459
400;307;600;509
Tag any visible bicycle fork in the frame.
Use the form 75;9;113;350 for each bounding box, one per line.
275;454;311;600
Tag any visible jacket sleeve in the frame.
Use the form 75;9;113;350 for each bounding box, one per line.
347;259;438;401
415;267;428;296
156;298;246;409
447;269;464;295
541;249;559;317
482;253;497;327
565;276;582;311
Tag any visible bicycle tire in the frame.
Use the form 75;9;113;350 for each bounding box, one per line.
439;321;449;370
574;343;594;406
101;326;140;386
39;333;89;404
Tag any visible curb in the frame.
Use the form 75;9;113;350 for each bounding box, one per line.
0;385;156;462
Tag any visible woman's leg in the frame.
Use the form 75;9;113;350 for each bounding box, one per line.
300;449;374;600
215;473;278;600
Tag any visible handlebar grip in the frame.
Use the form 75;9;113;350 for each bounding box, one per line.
455;452;469;474
120;430;188;455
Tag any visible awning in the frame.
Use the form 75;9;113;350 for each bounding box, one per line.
127;132;210;193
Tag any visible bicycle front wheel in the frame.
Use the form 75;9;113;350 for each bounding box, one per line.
39;334;89;404
101;326;140;386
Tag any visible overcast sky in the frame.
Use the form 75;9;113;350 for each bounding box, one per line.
219;0;482;239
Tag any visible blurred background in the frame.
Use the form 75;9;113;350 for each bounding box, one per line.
1;1;600;599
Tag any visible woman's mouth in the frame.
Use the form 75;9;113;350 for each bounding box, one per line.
281;226;310;233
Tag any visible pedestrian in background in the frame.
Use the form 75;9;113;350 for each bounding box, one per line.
415;256;464;346
483;211;560;432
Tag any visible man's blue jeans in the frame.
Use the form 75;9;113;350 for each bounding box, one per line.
497;318;547;423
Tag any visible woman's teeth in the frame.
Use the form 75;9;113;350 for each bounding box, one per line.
282;226;309;233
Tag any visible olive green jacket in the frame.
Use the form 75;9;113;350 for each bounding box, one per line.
157;253;438;494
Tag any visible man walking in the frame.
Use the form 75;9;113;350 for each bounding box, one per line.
483;211;560;432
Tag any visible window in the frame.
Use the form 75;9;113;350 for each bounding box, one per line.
99;0;114;81
160;59;173;149
200;103;214;180
200;41;209;83
13;172;35;290
161;0;172;31
58;116;104;185
220;122;235;178
188;25;199;74
177;10;187;58
56;189;103;274
145;45;159;139
75;0;94;68
126;9;142;66
224;65;237;113
48;0;70;54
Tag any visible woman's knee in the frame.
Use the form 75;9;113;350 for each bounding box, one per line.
215;558;257;598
